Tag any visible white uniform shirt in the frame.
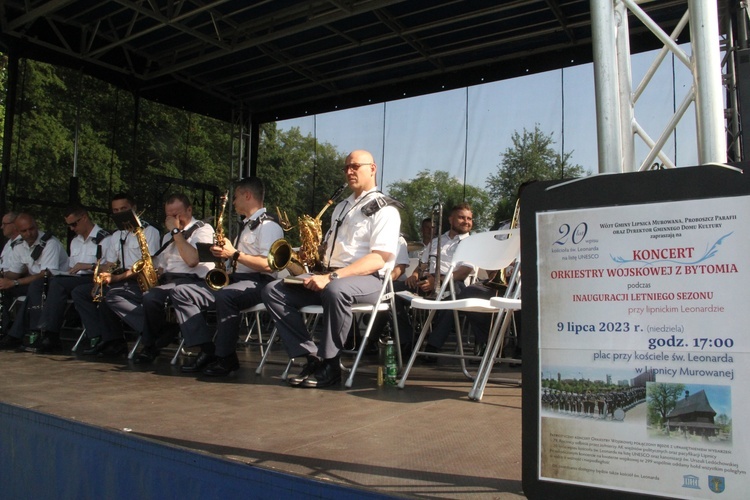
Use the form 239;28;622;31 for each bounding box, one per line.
323;188;400;272
69;224;111;275
1;235;21;272
155;218;215;278
105;223;161;269
235;208;284;277
424;230;472;275
393;236;411;282
9;231;68;275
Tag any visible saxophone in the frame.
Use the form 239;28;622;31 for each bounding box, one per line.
205;191;230;290
131;223;159;292
268;183;347;275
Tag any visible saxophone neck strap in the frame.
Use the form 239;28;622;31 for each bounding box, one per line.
30;232;54;261
152;221;205;259
93;229;110;244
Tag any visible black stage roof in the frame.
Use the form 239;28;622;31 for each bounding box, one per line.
1;0;689;124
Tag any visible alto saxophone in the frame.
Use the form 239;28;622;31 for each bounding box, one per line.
268;183;347;275
131;219;159;292
205;191;230;290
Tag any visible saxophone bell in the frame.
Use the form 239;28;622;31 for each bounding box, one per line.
267;239;307;276
205;191;231;291
268;183;348;276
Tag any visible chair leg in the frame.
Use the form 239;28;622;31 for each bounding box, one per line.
170;338;186;365
344;311;378;388
280;358;294;381
254;326;278;375
71;327;87;353
254;311;265;357
128;335;142;360
397;309;437;389
468;309;519;401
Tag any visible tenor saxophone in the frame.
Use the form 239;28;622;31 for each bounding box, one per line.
131;223;159;292
205;191;230;290
268;183;347;275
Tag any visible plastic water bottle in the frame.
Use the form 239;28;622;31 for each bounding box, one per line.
384;339;397;385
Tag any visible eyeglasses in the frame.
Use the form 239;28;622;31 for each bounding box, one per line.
67;217;84;228
342;162;373;172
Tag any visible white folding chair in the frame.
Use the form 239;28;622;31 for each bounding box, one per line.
398;229;521;394
260;262;401;388
239;302;277;357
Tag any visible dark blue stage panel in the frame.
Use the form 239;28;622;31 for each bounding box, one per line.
0;403;388;499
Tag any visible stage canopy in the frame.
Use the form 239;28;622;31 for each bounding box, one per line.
0;0;689;124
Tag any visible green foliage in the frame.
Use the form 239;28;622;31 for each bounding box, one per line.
257;124;347;245
4;58;234;233
646;383;685;427
387;170;492;240
486;124;587;226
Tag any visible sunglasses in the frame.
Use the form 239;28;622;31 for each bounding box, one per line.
67;217;84;228
342;162;373;173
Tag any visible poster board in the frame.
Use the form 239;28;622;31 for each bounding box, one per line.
520;165;749;499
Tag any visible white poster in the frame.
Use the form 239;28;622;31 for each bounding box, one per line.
536;196;748;498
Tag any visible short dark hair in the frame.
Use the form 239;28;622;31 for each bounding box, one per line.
450;202;472;215
235;176;265;203
165;193;192;209
65;204;88;218
421;218;432;227
112;192;136;206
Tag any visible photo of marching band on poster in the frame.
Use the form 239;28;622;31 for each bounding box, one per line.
535;196;748;499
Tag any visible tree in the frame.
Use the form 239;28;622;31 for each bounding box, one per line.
387;170;492;241
647;382;685;427
257;123;347;245
486;124;587;227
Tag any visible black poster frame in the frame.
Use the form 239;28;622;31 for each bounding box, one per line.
520;163;749;500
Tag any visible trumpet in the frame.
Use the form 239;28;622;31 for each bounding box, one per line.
205;191;231;290
91;262;117;302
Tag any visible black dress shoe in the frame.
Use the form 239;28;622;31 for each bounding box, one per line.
98;340;128;357
203;353;240;376
82;337;104;355
27;334;61;354
288;357;322;386
300;359;341;388
181;351;216;373
134;345;160;363
0;335;22;350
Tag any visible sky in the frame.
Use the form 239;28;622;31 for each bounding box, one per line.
277;45;700;196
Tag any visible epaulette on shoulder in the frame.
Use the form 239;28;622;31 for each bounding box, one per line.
93;229;110;244
11;237;22;248
361;194;405;217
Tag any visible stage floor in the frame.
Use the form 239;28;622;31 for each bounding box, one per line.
0;338;524;499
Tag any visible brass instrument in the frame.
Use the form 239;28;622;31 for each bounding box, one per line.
430;202;443;296
131;213;159;293
487;198;520;290
268;183;347;275
205;191;231;290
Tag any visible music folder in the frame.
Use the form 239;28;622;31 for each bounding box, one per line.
111;210;141;231
283;273;311;284
195;242;216;262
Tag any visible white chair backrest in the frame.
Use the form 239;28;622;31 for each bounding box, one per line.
450;229;520;272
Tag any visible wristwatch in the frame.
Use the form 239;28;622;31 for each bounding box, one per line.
13;280;19;287
232;251;241;262
170;227;181;236
329;271;339;280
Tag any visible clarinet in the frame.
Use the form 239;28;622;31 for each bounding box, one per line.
39;269;50;336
